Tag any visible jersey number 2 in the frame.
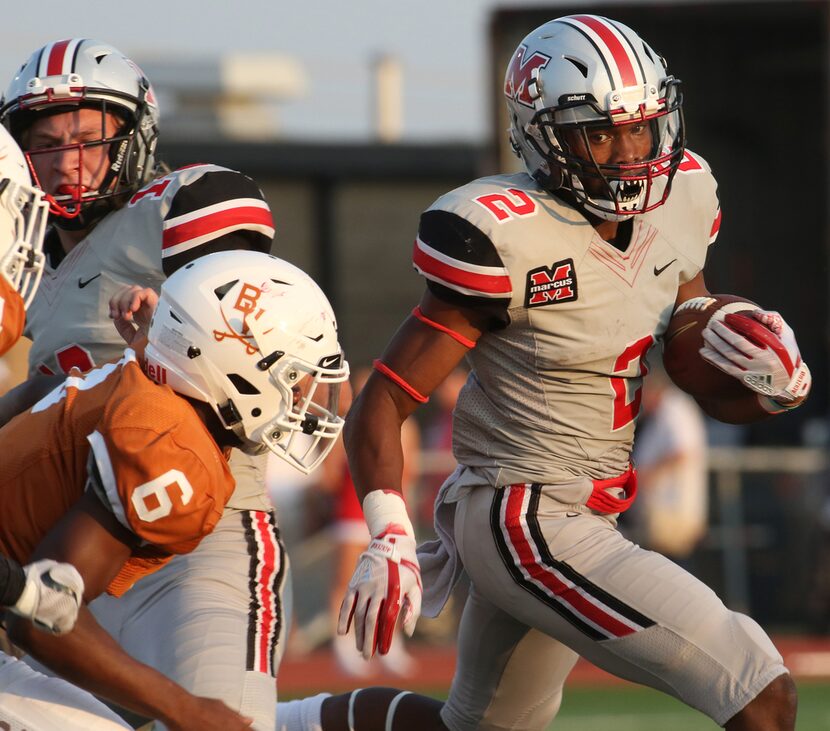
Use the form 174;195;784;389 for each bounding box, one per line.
474;188;537;222
610;334;654;431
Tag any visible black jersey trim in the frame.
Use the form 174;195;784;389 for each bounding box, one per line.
164;168;267;222
419;210;505;268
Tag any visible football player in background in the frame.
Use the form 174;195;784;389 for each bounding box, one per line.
0;40;291;730
278;15;808;731
2;250;348;731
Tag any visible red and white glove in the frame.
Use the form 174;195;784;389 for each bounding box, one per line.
337;490;422;659
700;309;811;411
11;559;85;635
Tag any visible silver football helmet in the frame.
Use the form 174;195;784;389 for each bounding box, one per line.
0;125;47;310
144;250;349;474
0;39;160;222
505;15;685;221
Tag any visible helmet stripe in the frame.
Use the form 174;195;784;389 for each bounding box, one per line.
69;38;85;74
606;19;649;84
569;16;639;89
44;39;72;77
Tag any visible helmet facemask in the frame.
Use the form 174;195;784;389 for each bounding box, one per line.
19;96;157;228
0;147;48;308
527;76;685;221
255;349;348;474
0;179;48;307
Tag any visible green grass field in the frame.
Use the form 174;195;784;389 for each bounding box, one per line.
548;681;830;731
280;646;830;730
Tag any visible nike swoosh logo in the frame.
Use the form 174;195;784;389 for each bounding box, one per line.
653;259;677;276
78;273;102;288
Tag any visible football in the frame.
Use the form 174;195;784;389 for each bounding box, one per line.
662;293;760;399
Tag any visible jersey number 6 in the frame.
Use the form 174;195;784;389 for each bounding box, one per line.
132;469;195;523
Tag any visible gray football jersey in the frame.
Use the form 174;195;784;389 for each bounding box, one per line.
25;163;275;509
413;150;720;485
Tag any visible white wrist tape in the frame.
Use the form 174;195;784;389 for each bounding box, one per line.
11;576;38;619
362;490;415;538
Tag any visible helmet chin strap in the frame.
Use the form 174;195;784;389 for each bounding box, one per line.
52;196;119;231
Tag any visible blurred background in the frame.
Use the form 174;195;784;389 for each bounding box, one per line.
2;0;829;727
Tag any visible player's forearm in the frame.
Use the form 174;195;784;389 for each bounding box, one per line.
344;378;409;502
7;605;195;727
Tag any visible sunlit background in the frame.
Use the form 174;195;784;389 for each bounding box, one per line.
3;1;829;728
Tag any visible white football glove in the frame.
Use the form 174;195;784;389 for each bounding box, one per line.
10;559;84;635
700;309;811;410
337;490;422;659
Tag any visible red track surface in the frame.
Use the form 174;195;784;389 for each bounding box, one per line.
278;636;830;695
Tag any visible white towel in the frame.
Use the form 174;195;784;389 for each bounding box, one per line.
417;465;480;618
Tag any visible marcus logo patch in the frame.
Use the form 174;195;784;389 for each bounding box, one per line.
525;259;578;308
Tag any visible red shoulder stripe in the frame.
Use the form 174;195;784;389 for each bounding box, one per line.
162;202;274;254
412;238;512;297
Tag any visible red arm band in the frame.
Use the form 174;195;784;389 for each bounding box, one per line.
412;306;476;349
373;359;429;403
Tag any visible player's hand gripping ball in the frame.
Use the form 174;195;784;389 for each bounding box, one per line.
662;294;759;399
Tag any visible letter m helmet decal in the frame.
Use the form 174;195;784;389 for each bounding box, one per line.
504;45;551;108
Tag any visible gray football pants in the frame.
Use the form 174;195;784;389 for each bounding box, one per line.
441;482;787;731
90;509;287;731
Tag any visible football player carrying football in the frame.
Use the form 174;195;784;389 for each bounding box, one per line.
0;39;292;730
278;14;806;731
1;251;347;731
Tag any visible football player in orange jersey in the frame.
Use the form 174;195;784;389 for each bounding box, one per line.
1;250;348;731
278;15;806;731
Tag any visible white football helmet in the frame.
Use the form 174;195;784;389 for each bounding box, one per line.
0;39;160;223
505;15;685;221
144;250;349;474
0;125;47;310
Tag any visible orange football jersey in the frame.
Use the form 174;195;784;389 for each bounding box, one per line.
0;276;25;356
0;351;235;596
